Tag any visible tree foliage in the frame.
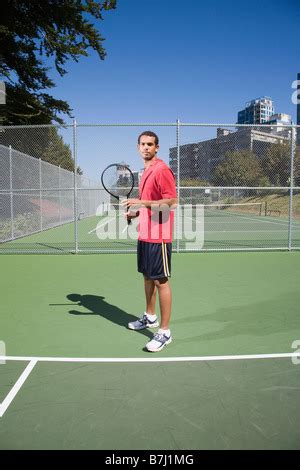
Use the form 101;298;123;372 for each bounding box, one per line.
295;146;300;186
180;178;210;187
211;141;300;187
0;1;116;175
262;141;291;186
212;150;264;186
0;124;83;173
0;0;117;125
2;82;72;125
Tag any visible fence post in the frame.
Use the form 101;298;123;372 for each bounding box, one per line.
39;158;42;232
58;165;61;224
288;125;296;251
176;119;180;253
73;119;79;254
9;145;14;239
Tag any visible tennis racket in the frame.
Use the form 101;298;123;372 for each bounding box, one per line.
101;163;135;224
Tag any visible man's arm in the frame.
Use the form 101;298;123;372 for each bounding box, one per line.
122;198;178;210
122;198;178;221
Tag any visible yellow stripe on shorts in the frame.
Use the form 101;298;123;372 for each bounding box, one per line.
162;242;170;277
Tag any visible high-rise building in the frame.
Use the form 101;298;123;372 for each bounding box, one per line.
237;97;274;124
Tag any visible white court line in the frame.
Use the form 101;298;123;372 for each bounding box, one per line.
185;214;294;228
122;220;138;233
204;230;289;234
88;217;114;234
183;215;278;232
184;214;300;233
0;353;299;363
88;215;138;235
207;219;296;228
0;359;37;417
0;353;298;416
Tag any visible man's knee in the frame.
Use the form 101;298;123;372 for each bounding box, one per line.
154;277;168;288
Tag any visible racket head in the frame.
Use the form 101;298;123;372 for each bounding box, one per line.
101;163;135;200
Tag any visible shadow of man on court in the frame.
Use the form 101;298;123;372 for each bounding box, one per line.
66;293;153;339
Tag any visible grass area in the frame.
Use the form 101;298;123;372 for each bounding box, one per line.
226;190;300;219
243;192;300;219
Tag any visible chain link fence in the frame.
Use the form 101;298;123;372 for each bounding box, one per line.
0;122;299;253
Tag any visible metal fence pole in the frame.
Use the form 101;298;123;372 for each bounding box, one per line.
39;158;42;232
176;119;180;253
58;165;62;224
288;125;296;251
73;119;78;253
9;145;14;239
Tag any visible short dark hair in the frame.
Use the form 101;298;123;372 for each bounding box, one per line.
138;130;159;145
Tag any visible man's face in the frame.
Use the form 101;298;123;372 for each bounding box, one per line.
138;135;159;162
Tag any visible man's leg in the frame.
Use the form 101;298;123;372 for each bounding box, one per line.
127;276;159;330
145;277;172;352
144;275;157;314
154;277;172;330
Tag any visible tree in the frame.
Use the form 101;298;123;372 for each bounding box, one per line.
2;82;72;125
180;178;210;187
295;146;300;187
212;150;263;186
0;0;117;125
41;127;83;173
0;124;82;173
263;141;291;186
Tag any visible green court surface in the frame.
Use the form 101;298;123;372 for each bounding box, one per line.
0;252;300;449
1;210;300;252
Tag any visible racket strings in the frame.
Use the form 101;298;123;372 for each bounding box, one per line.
101;165;134;199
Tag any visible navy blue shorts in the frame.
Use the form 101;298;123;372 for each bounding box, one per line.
137;240;172;280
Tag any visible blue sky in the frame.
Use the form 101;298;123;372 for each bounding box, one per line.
47;0;300;178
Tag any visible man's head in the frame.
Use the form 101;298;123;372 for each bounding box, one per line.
137;131;159;162
138;131;159;146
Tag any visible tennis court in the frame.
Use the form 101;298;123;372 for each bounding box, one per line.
1;200;300;253
0;250;300;449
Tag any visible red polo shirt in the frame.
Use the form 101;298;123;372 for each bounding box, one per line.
138;158;177;243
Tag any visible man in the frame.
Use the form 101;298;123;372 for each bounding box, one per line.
122;131;177;352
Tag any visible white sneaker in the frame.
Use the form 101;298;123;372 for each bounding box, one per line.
128;314;159;330
146;331;172;352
